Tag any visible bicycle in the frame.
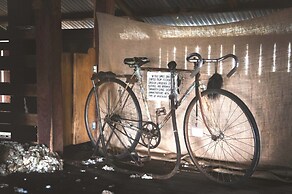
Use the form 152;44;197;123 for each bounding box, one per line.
84;52;260;184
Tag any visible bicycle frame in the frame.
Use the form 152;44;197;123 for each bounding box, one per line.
119;66;199;131
93;53;238;152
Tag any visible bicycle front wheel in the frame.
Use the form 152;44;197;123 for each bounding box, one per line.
184;89;260;184
84;78;142;159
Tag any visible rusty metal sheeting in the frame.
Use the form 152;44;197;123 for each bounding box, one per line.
0;141;63;176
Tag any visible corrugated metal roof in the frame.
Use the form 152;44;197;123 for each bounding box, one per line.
118;0;285;27
62;18;93;29
62;9;277;29
123;0;258;13
141;9;278;26
0;0;290;30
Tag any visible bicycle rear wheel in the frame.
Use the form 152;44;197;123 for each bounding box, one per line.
184;89;260;184
84;78;142;159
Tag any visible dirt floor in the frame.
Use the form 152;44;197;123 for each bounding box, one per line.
0;142;292;194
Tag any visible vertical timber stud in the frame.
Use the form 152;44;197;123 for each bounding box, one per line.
93;0;115;68
34;0;63;152
7;0;36;142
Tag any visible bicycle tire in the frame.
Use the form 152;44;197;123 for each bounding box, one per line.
84;78;142;159
184;89;260;184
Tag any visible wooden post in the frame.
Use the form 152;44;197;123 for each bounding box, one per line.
35;0;63;152
7;0;37;142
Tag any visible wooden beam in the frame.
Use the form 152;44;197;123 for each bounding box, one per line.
61;11;94;20
35;0;63;152
0;112;38;126
14;55;36;68
0;16;7;23
62;29;93;53
0;83;36;96
62;29;93;40
0;55;36;70
0;57;11;70
0;123;13;131
19;113;37;126
61;53;73;146
114;0;133;16
94;0;115;14
0;83;11;95
0;42;10;50
0;29;8;38
0;103;11;112
0;112;12;123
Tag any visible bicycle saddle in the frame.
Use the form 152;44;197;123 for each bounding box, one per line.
124;57;150;67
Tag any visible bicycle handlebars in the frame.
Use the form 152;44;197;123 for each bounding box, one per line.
123;52;239;78
186;52;239;78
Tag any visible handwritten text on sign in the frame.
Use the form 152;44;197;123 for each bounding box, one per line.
147;71;171;100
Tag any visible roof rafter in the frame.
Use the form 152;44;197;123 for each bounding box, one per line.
61;11;93;20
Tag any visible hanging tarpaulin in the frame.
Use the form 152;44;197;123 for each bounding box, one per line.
94;8;292;169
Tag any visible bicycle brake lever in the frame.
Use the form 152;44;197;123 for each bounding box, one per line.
190;67;200;78
190;60;203;78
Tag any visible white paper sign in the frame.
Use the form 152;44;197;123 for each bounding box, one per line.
147;71;171;100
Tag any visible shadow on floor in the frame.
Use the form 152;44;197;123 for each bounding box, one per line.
1;142;292;194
